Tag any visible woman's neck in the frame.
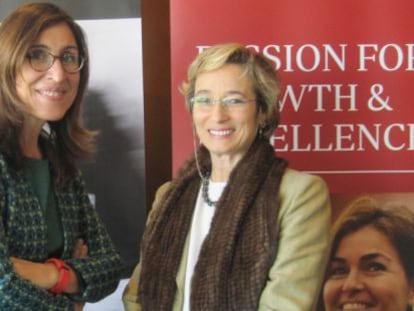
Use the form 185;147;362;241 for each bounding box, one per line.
20;121;43;159
209;151;247;182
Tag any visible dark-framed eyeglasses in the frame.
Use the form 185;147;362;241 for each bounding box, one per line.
26;48;85;73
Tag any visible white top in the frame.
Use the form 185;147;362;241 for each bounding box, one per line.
182;180;226;311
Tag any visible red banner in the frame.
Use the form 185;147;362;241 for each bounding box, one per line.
171;0;414;193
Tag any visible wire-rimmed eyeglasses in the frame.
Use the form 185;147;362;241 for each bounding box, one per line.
26;48;85;73
190;95;255;111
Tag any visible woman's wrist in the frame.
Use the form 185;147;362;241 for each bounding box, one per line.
45;258;71;294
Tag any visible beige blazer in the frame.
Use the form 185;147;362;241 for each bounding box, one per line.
123;168;331;311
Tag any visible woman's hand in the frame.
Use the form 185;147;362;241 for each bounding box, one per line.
72;238;89;311
63;239;88;294
10;256;58;289
72;238;88;259
74;303;84;311
10;238;89;293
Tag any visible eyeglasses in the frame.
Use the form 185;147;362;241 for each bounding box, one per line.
26;48;85;73
190;95;255;111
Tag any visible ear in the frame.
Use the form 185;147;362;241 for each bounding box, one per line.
257;108;266;126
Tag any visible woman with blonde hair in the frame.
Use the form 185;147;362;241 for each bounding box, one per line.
124;43;331;310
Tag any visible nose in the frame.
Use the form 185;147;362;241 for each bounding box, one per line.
210;100;229;120
342;271;364;292
47;59;66;81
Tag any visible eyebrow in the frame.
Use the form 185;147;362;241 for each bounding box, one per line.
226;90;246;96
331;257;346;264
194;90;246;96
332;253;391;264
360;253;391;263
29;44;79;51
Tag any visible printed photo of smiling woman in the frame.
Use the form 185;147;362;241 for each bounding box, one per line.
321;196;414;311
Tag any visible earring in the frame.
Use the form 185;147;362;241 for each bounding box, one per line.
258;124;265;137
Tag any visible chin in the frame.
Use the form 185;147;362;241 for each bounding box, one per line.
42;113;67;122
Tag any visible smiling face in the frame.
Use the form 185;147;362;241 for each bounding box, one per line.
15;22;80;126
192;64;265;167
323;226;414;311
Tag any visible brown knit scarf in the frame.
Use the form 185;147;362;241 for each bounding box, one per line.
138;137;288;310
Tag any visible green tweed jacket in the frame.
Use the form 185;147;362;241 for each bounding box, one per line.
0;153;123;310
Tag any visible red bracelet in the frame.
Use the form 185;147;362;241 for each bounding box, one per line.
46;258;71;294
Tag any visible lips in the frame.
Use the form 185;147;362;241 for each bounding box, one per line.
208;129;233;136
341;302;374;310
38;89;66;97
36;86;69;102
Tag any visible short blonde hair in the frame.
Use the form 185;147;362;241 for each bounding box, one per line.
180;43;281;139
